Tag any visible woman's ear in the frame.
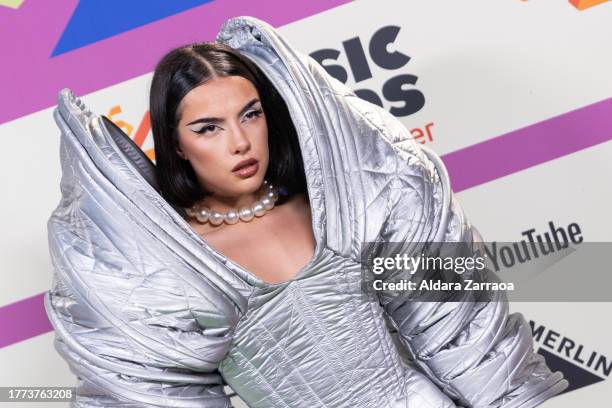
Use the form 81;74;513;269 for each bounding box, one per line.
176;147;187;160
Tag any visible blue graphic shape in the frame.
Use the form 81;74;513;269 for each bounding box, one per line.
52;0;213;56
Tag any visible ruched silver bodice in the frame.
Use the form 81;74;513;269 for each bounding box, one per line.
217;249;455;408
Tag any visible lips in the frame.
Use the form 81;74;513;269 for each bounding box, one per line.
232;158;258;172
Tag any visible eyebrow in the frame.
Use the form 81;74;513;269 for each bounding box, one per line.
186;98;261;126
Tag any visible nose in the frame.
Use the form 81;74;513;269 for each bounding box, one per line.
228;123;251;154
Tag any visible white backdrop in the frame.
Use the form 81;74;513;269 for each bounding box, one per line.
1;0;611;406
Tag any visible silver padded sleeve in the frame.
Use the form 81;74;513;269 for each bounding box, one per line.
359;99;569;408
44;90;242;407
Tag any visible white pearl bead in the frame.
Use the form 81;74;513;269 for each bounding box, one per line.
238;207;254;222
261;196;274;210
252;201;266;217
266;189;279;203
196;207;210;223
209;210;224;226
187;181;279;225
225;209;239;224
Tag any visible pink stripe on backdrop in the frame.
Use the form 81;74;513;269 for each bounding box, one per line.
1;98;611;348
0;0;352;125
0;293;51;349
445;97;612;192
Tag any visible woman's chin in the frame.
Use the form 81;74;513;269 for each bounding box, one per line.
231;177;265;193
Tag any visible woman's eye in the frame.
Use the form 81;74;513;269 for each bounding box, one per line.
194;124;218;134
244;108;263;120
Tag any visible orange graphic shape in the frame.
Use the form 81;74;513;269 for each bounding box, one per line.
133;111;151;147
145;148;156;162
0;0;25;9
569;0;611;9
107;105;134;136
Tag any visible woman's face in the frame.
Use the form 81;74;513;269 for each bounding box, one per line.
176;75;269;199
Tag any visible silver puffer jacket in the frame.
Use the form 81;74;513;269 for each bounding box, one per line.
44;16;568;408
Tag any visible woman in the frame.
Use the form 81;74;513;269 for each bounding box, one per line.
150;42;315;285
44;16;567;407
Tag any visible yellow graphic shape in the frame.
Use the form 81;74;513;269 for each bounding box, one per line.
0;0;25;9
145;148;156;163
569;0;611;9
107;105;134;136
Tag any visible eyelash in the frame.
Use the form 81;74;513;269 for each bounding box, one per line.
194;124;218;135
193;108;263;135
245;108;263;120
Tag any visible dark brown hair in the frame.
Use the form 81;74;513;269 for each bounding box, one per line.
149;42;307;210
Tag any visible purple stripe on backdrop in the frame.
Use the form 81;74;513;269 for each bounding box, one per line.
1;98;611;349
0;293;50;349
0;0;352;126
446;97;612;192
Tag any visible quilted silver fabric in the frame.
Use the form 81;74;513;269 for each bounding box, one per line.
44;16;568;408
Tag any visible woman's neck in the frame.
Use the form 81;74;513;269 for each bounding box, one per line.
203;185;265;212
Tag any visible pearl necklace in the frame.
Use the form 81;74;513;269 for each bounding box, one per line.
186;180;279;226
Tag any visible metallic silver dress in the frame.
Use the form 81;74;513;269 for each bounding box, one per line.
44;16;568;408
